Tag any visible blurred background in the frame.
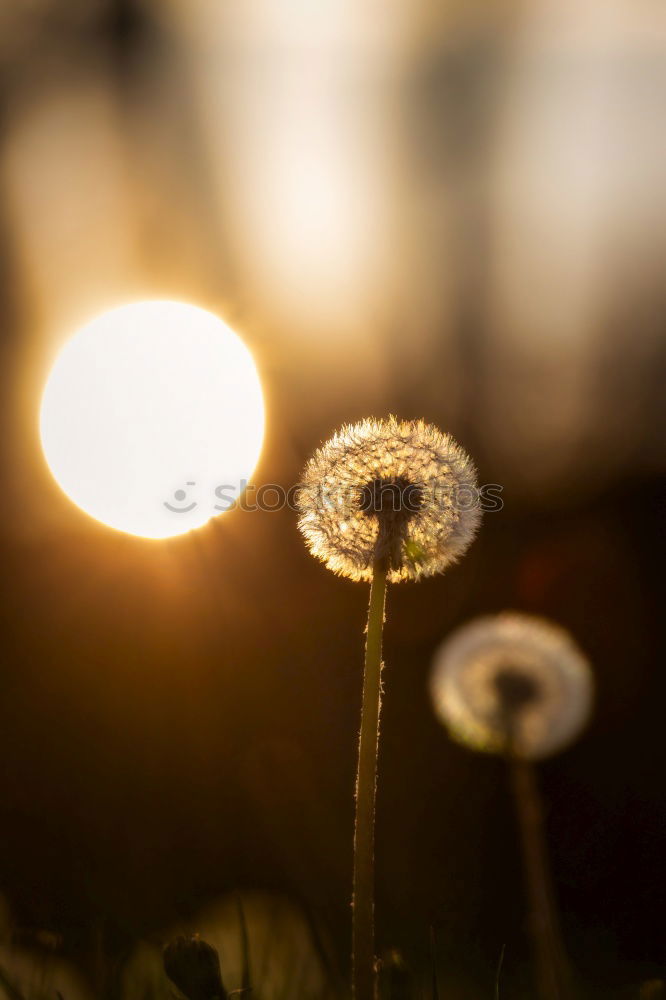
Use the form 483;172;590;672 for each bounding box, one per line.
0;0;664;996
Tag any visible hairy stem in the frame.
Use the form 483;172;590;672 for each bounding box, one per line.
509;755;574;1000
352;558;388;1000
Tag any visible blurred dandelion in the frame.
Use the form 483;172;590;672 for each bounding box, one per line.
430;612;593;760
298;417;480;1000
431;612;594;1000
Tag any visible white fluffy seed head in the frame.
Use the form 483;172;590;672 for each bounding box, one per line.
297;417;481;583
430;612;593;760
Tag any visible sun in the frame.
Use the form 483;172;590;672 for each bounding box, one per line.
39;300;265;538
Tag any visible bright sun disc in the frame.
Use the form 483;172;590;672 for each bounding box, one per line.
40;300;265;538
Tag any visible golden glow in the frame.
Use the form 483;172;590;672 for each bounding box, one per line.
39;301;265;539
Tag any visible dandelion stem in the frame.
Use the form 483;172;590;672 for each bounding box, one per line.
509;754;573;1000
352;557;388;1000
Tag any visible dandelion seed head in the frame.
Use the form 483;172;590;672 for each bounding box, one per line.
430;612;593;759
297;417;481;582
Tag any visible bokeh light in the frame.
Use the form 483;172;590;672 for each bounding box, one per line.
39;300;264;538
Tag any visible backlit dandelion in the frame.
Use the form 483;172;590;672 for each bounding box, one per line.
297;416;480;583
430;612;593;760
297;417;481;1000
431;612;594;1000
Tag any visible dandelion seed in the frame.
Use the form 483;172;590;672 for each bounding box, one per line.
430;612;593;760
297;416;480;583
